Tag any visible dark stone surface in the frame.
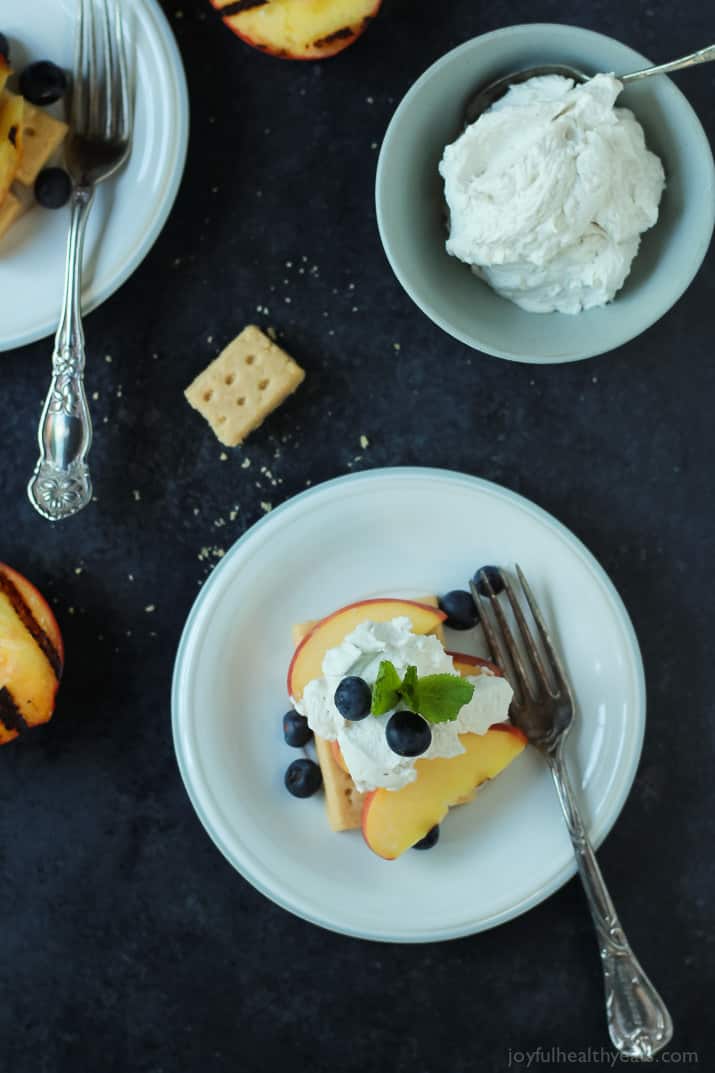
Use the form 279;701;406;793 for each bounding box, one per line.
1;1;712;1071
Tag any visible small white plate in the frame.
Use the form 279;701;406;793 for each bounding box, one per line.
0;0;188;352
172;469;645;942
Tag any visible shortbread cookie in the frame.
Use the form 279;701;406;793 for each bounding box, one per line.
292;596;445;833
3;93;69;186
291;617;364;832
185;325;305;446
0;189;23;240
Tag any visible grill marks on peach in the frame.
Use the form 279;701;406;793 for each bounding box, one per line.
0;687;29;736
313;27;354;48
0;572;62;680
217;0;269;13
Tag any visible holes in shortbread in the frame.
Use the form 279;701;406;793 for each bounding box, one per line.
203;390;213;402
237;397;245;406
224;373;235;386
245;354;255;365
258;379;269;390
217;415;226;425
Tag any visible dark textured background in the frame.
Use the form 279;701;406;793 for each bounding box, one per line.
1;1;712;1071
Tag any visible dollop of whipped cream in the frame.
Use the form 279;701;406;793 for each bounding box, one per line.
439;74;665;314
292;617;513;792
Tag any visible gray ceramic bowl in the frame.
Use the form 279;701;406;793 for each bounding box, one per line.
376;24;715;363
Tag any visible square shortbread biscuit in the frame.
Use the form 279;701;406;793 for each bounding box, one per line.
185;325;305;446
4;93;69;187
0;189;23;241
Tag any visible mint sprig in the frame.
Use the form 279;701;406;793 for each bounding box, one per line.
371;660;402;715
412;673;474;723
400;665;419;710
370;660;474;723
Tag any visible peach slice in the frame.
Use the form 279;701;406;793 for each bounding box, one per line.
447;650;502;678
0;563;64;745
212;0;382;61
287;598;446;700
361;725;526;859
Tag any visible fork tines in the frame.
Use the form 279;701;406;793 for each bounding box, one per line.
73;0;130;145
470;565;569;708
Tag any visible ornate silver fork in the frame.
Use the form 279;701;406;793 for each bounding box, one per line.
471;565;673;1060
28;0;131;521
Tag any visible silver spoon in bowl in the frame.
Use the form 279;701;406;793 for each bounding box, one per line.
465;42;715;125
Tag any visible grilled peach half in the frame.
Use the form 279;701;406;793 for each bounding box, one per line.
211;0;382;60
0;563;63;745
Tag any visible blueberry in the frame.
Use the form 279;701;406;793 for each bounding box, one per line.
439;589;478;630
0;33;9;61
334;675;371;720
19;60;67;106
284;758;322;798
413;825;440;850
35;168;72;209
282;709;312;748
473;565;505;597
385;710;432;757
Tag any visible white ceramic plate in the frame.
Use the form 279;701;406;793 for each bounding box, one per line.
172;469;646;942
0;0;188;352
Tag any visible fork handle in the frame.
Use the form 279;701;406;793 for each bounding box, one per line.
548;748;673;1059
28;185;95;521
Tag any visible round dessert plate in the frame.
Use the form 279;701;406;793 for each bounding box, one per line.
172;468;646;942
0;0;189;352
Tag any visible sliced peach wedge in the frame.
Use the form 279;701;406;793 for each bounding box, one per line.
287;598;446;700
447;650;501;678
362;726;526;860
212;0;382;61
361;649;525;860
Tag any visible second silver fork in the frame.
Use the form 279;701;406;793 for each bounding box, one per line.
27;0;131;522
472;565;673;1060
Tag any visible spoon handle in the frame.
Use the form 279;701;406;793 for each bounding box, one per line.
621;43;715;83
548;747;673;1059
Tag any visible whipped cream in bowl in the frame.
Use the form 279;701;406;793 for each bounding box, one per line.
293;616;514;792
440;73;666;314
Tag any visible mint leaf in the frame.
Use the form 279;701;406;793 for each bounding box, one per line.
371;660;402;715
400;665;419;710
371;663;473;723
413;674;475;723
